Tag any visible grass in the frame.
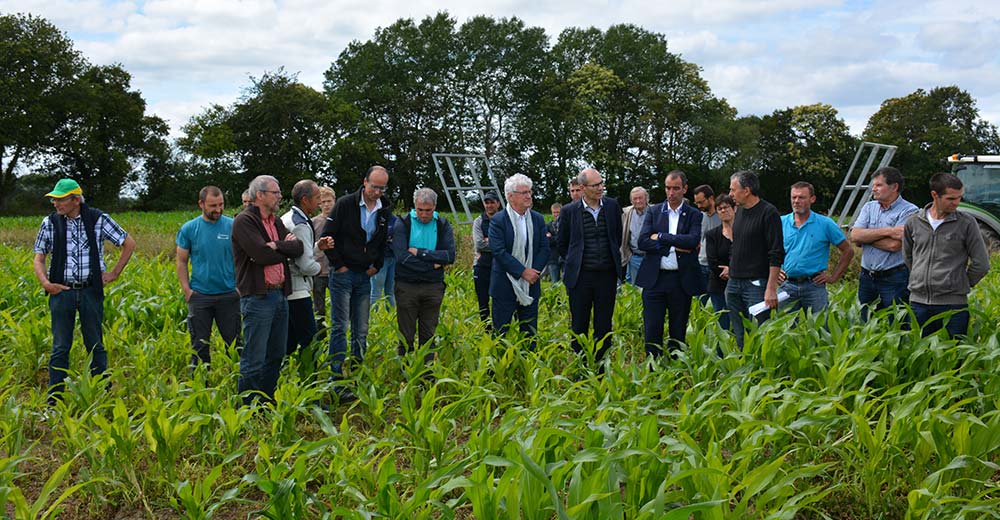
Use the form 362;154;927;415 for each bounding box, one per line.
0;211;999;518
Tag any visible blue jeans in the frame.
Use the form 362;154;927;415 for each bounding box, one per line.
911;302;969;338
626;255;643;285
547;259;563;283
708;290;729;331
239;290;288;406
726;278;769;350
858;267;909;322
329;269;372;377
780;279;829;314
48;286;107;404
370;256;396;307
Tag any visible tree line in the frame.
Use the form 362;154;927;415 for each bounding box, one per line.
3;11;999;215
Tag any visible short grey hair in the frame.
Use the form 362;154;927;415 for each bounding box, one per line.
575;168;600;187
291;179;318;206
248;175;279;201
413;187;438;206
630;186;649;200
504;174;533;196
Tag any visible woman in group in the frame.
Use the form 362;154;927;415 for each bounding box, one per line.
705;194;735;334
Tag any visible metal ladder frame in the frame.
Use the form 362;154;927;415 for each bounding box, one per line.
829;141;897;228
432;153;505;225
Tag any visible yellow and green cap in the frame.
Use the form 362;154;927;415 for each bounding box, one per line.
45;179;83;199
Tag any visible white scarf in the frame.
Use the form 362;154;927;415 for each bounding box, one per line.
506;205;534;306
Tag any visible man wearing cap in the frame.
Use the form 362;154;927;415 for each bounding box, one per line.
472;191;502;328
33;179;137;406
176;185;240;367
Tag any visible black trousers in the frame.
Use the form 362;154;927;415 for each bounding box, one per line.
642;270;692;357
286;296;317;356
395;280;446;354
473;265;492;329
567;269;618;363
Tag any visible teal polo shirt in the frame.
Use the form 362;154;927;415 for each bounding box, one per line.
780;211;846;278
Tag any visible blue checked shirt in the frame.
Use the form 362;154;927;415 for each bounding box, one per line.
33;213;129;283
852;196;918;271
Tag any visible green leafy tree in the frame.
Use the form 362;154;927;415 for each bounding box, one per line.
750;104;856;211
0;13;83;211
864;86;1000;204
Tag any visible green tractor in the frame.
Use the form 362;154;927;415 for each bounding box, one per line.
947;154;1000;251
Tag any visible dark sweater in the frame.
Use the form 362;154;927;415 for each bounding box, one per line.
321;186;393;272
730;199;784;279
393;214;456;284
232;205;303;296
705;225;732;293
581;209;613;271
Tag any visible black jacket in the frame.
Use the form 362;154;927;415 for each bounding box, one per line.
321;186;393;272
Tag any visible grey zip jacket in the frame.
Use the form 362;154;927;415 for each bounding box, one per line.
903;205;990;305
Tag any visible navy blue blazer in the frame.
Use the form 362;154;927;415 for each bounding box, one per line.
635;201;705;296
557;197;624;289
488;209;550;302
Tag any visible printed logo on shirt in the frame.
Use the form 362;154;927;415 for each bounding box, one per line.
217;233;230;240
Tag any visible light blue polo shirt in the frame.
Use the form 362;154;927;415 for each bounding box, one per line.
852;197;918;270
781;211;846;278
176;215;236;295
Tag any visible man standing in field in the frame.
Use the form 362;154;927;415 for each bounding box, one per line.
726;170;784;350
851;166;919;320
693;185;721;296
33;179;136;406
621;186;650;285
231;175;303;406
392;188;455;359
282;180;333;356
778;181;854;313
311;186;336;326
490;173;549;343
635;171;704;356
321;166;393;400
472;191;501;329
545;202;563;283
903;172;990;338
558;168;623;363
176;185;240;367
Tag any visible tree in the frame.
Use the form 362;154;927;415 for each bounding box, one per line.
752;104;856;211
42;64;167;207
864;86;1000;204
0;13;83;211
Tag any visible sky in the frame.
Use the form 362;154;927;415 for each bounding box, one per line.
4;0;999;140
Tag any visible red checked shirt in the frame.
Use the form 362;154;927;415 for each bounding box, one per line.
261;214;285;286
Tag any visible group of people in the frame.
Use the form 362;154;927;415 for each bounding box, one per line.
31;163;991;407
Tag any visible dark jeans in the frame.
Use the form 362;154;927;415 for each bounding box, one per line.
370;256;396;307
395;280;445;353
726;277;769;350
546;258;563;283
286;296;317;356
642;270;693;356
238;290;288;406
48;286;107;404
328;269;371;378
492;294;539;348
708;290;730;331
567;269;618;362
312;275;329;322
187;290;241;365
473;265;491;329
858;266;909;322
697;264;711;304
912;302;969;338
779;279;829;314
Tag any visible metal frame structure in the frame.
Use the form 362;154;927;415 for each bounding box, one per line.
432;153;504;225
829;141;897;228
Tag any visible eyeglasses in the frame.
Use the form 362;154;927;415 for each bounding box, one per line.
586;182;604;188
368;184;388;192
513;189;532;196
263;190;282;196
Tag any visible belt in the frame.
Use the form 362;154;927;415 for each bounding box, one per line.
787;273;822;283
67;280;91;289
265;283;284;290
861;265;906;279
